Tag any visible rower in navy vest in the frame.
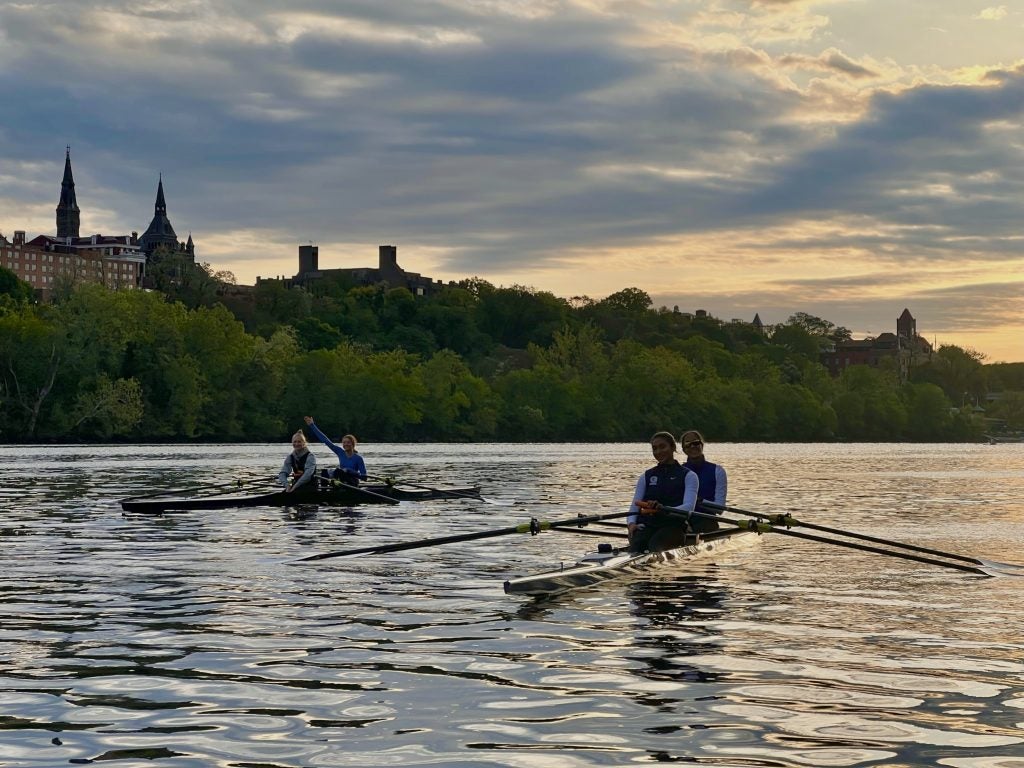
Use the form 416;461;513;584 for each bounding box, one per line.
627;431;699;553
278;430;318;493
680;429;727;531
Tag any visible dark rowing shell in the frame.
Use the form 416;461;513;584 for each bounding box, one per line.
121;483;481;513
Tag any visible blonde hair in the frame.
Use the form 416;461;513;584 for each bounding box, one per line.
292;430;308;447
342;434;358;447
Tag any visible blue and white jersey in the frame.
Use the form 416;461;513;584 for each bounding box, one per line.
627;460;698;525
684;459;727;506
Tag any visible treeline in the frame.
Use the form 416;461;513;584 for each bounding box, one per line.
0;264;1021;443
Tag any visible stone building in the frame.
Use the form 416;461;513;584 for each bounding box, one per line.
821;308;933;379
265;244;456;296
0;148;196;298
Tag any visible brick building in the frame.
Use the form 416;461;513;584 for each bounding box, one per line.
821;308;933;379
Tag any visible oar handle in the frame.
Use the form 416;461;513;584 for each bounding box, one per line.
296;509;632;562
680;507;987;576
698;501;1006;568
365;473;512;506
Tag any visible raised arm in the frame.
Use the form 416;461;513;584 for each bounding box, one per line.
304;417;344;460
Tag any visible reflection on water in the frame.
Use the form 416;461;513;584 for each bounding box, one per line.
0;442;1022;767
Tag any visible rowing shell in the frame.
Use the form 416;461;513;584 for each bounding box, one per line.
121;483;481;513
503;527;758;597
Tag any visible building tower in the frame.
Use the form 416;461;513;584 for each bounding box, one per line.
56;146;81;240
299;244;319;274
897;308;916;339
138;174;180;258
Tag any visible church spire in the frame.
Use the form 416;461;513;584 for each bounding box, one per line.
56;146;81;239
139;173;179;258
155;173;166;215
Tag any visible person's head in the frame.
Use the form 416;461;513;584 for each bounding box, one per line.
680;430;705;460
291;430;308;451
341;434;357;452
650;431;676;464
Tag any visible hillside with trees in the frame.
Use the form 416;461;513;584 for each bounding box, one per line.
0;264;1018;443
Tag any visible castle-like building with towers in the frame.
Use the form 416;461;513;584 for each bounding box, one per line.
821;308;933;380
0;148;194;297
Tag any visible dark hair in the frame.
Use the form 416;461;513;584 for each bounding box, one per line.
680;429;705;445
650;431;676;450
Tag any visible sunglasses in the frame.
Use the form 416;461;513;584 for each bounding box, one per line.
683;440;703;449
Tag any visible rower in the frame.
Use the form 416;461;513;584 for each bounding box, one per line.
303;416;367;486
278;430;318;493
680;429;727;532
627;431;699;553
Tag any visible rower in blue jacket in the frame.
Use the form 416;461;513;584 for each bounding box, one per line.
627;431;699;553
303;416;368;485
680;429;727;531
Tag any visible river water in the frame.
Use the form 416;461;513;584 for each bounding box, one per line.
2;443;1023;767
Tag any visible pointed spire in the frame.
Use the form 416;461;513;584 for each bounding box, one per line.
56;145;81;239
139;172;178;257
155;173;166;215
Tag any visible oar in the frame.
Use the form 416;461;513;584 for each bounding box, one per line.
316;479;400;505
675;508;1005;577
121;476;275;503
295;510;632;562
699;501;1024;574
366;474;515;506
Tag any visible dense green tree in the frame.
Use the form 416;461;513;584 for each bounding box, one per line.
418;286;489;357
769;323;821;362
474;283;572;349
294;317;346;351
0;309;63;437
902;382;955;441
0;270;1007;443
833;365;906;440
786;312;852;342
416;349;498;440
0;266;34;306
987;391;1024;431
912;344;988;405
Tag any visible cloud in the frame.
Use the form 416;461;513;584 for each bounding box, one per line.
974;6;1009;21
0;0;1022;360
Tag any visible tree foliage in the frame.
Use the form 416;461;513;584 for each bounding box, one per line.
0;277;1013;443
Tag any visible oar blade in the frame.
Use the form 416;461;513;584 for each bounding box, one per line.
977;560;1024;577
479;496;516;507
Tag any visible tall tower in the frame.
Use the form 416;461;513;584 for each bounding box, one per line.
139;174;180;258
897;308;916;339
56;146;81;239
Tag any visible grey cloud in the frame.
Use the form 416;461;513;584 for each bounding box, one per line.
0;0;1021;361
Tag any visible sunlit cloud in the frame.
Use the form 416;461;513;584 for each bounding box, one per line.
0;0;1021;361
974;6;1009;21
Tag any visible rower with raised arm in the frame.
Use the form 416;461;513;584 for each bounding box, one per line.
303;416;367;486
627;431;699;553
680;429;727;532
278;430;318;493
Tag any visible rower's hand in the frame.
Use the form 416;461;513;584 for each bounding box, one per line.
303;416;313;425
636;500;661;515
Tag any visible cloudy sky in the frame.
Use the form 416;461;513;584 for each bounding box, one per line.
1;1;1022;361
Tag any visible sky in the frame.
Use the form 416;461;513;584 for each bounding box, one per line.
0;0;1022;363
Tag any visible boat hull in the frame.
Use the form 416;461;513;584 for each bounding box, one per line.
121;483;481;513
503;527;757;596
